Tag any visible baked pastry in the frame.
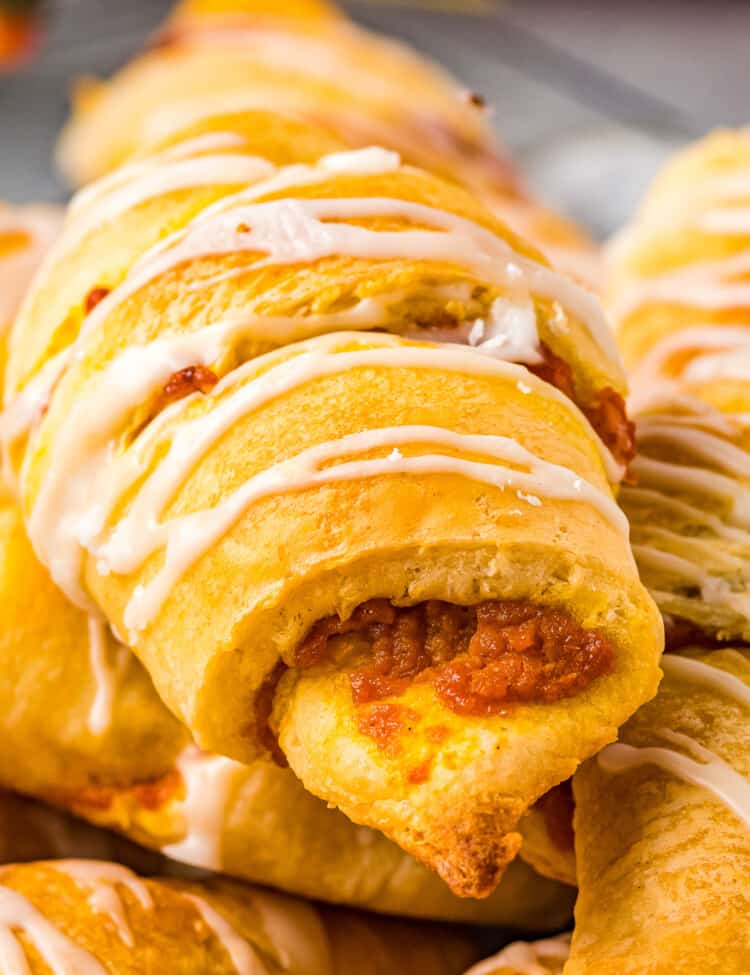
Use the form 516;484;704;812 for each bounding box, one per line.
605;130;750;646
0;183;571;929
0;859;477;973
56;0;518;196
568;645;750;974
7;136;660;896
464;935;569;975
0;494;573;924
568;130;750;972
55;0;598;281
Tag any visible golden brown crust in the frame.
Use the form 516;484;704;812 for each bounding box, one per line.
569;647;750;974
0;859;478;974
0;500;573;925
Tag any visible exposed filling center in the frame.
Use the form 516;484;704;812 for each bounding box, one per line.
295;598;615;717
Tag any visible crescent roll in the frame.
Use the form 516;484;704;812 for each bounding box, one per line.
56;0;518;196
6;134;660;896
0;860;477;974
570;131;750;972
55;0;598;282
605;129;750;646
568;646;750;974
0;494;573;925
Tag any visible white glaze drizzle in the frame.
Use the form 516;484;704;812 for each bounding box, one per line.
622;396;750;623
0;148;398;455
1;349;71;440
631;544;750;609
683;345;750;383
598;727;750;828
69;131;250;218
17;149;623;624
608;144;750;321
116;422;626;636
86;617;131;736
29;338;621;617
58;152;275;257
490;195;601;288
638;170;750;229
0;205;62;330
73;150;619;365
0;290;401;491
0;348;71;492
611;248;750;322
629;325;750;404
630;453;750;525
661;653;750;708
162;746;246;869
189;198;603;357
52;861;152;949
621;485;748;543
606;173;750;264
246;891;322;974
699;206;750;234
183;895;265;975
465;935;570;975
635;417;750;477
626;403;750;529
0;885;107;975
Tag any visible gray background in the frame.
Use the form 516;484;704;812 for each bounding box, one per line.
1;0;749;237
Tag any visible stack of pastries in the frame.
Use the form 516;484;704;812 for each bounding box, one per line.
0;1;745;971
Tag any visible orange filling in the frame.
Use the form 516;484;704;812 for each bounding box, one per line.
159;365;218;409
295;598;615;718
84;285;111;314
531;344;635;468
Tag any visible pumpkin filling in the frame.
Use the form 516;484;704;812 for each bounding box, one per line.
295;598;615;718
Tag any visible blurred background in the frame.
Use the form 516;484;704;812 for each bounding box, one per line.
1;0;749;237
